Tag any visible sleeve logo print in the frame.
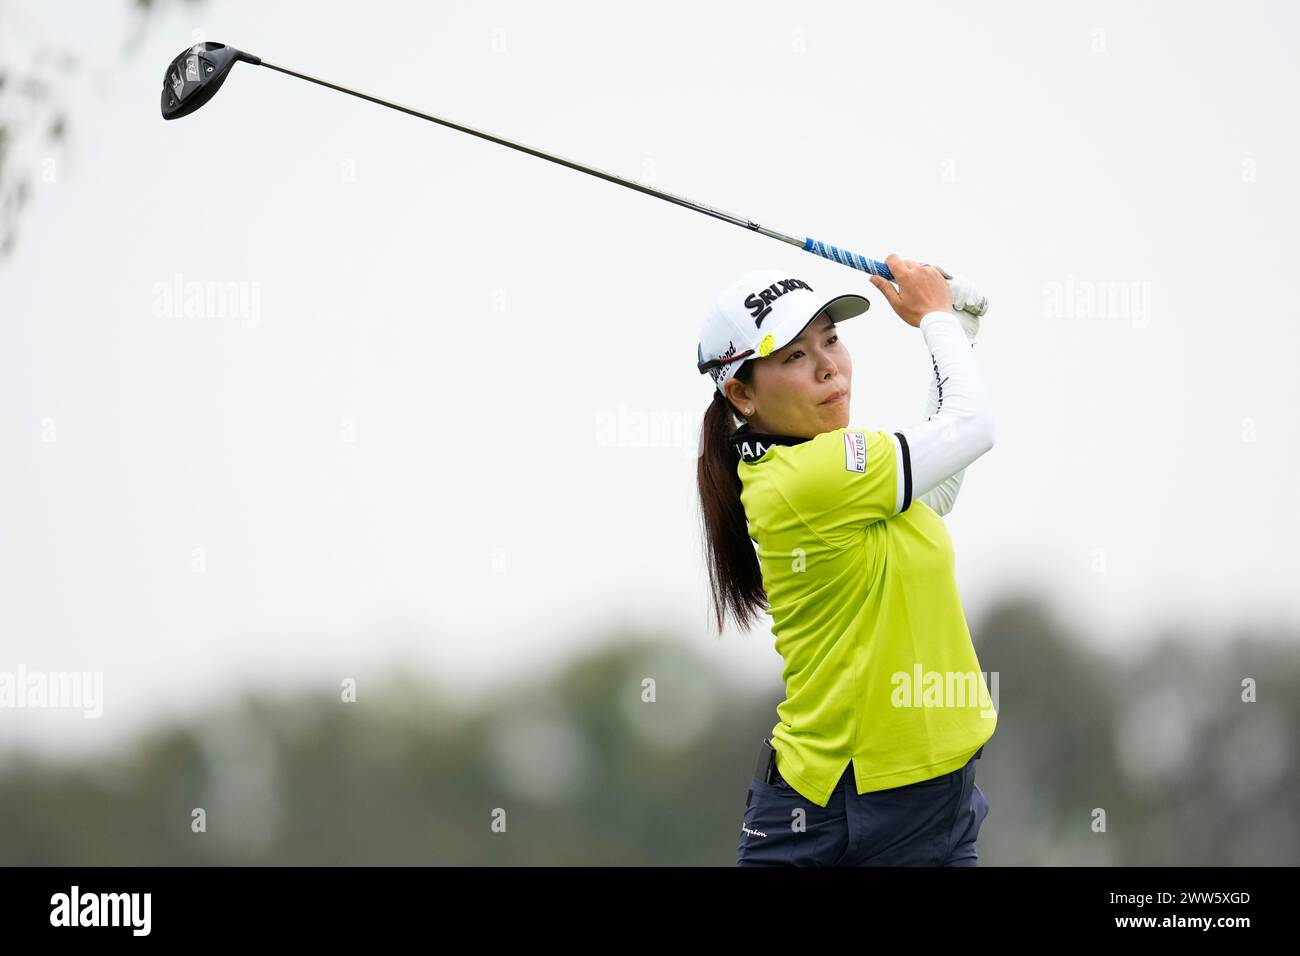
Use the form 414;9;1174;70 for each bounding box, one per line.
843;431;867;472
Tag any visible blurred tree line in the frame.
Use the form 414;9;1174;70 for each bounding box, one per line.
2;595;1296;865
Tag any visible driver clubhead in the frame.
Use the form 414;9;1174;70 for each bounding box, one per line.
160;42;260;120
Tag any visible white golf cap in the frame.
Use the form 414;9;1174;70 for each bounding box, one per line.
696;268;870;394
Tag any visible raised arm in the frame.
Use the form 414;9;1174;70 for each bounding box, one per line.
867;257;994;513
917;306;981;516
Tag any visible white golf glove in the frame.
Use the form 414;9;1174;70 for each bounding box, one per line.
946;273;985;342
922;262;987;328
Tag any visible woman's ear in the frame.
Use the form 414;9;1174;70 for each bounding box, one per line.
723;378;753;416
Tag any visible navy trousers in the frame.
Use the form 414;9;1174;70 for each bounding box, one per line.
736;741;989;866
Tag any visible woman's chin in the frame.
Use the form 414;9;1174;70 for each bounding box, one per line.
818;403;851;430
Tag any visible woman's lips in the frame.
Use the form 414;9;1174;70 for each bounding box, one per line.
820;392;847;406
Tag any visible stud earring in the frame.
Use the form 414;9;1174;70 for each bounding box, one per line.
744;407;753;415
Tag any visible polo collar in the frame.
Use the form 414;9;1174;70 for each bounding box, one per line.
729;421;810;462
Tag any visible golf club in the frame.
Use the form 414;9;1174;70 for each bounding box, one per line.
161;42;988;319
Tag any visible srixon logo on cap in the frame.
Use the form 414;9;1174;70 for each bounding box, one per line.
745;278;813;327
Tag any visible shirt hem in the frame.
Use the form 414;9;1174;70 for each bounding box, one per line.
853;742;986;794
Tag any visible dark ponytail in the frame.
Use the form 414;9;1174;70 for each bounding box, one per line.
697;367;767;635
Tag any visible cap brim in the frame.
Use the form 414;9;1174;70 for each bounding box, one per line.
756;292;872;365
783;292;870;345
820;293;870;323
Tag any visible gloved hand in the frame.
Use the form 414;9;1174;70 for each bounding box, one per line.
945;273;985;342
921;262;988;324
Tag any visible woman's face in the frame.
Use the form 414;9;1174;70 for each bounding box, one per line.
726;312;853;438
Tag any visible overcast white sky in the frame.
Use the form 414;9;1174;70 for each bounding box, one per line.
2;0;1298;756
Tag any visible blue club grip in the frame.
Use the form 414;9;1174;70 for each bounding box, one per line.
803;237;894;280
803;235;989;316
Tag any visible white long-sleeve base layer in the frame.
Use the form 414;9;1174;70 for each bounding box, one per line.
894;311;994;516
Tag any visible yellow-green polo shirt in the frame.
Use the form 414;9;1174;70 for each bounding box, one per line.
736;424;996;808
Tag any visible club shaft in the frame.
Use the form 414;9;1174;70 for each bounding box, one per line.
252;57;993;312
258;60;805;248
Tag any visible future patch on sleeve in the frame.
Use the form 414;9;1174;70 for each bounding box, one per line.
843;431;867;473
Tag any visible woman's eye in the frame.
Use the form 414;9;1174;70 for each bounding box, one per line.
827;334;838;345
784;350;804;363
